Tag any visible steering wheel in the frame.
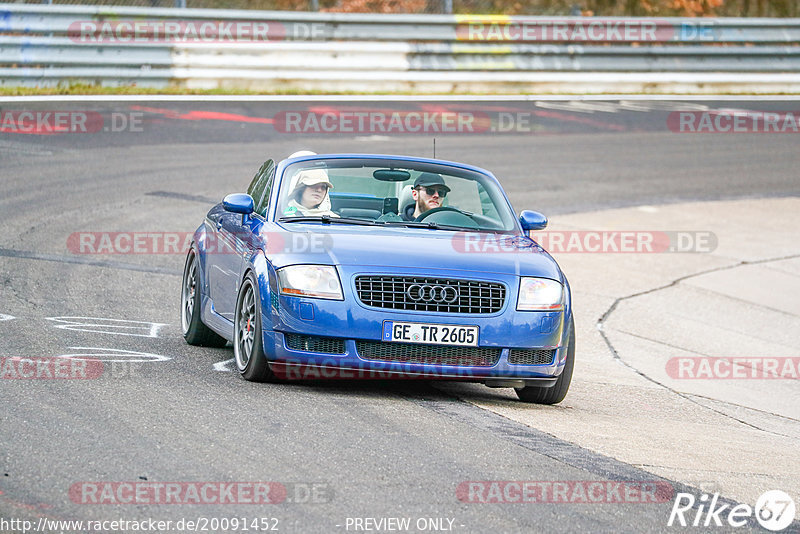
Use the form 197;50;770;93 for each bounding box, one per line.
414;206;478;228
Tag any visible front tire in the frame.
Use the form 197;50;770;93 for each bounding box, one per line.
516;319;575;405
234;271;276;382
181;250;228;347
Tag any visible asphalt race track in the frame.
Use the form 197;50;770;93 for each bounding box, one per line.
1;97;799;533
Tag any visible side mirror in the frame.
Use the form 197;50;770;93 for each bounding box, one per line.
223;193;255;215
519;210;548;231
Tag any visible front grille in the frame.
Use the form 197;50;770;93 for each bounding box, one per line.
355;276;505;314
285;334;346;355
508;348;555;365
356;341;500;367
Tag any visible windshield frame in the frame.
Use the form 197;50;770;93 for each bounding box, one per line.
269;155;522;234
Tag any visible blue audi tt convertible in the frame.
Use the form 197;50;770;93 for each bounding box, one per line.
181;153;574;404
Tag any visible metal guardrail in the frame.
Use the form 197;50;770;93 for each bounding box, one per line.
1;4;799;92
4;5;800;42
6;39;796;72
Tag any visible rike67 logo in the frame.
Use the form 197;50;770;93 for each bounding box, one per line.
669;490;796;531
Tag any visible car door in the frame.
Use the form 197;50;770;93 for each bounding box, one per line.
206;159;274;322
211;211;248;322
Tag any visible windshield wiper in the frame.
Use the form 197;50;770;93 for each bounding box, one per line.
383;221;511;233
279;216;491;232
384;221;467;232
279;216;386;226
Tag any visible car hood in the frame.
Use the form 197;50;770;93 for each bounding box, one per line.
265;223;562;279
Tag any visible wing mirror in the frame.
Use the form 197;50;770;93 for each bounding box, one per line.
223;193;255;215
519;210;548;231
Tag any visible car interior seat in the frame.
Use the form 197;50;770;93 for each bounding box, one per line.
398;185;414;217
338;207;382;220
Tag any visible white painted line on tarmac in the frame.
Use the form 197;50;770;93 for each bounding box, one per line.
0;314;15;322
213;358;235;372
57;347;172;363
46;316;168;338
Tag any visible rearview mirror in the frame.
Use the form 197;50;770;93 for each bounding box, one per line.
519;210;547;231
223;193;255;215
373;169;411;182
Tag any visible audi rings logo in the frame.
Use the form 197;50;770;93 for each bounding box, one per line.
407;284;459;304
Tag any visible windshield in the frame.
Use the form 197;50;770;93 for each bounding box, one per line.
275;157;518;232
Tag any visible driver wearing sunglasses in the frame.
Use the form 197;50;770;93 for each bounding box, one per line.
402;172;451;221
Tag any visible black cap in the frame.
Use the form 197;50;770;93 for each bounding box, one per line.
413;172;450;192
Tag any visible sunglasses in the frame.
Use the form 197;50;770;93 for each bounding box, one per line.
417;186;448;198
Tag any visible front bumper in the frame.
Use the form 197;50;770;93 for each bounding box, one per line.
262;265;571;382
265;332;565;383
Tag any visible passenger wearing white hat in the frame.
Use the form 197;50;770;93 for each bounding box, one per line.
284;168;338;217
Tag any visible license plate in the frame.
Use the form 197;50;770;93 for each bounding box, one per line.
382;321;479;347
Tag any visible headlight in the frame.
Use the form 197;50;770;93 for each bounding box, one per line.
517;277;564;311
277;265;343;300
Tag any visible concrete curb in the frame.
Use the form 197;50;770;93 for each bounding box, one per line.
438;196;800;507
